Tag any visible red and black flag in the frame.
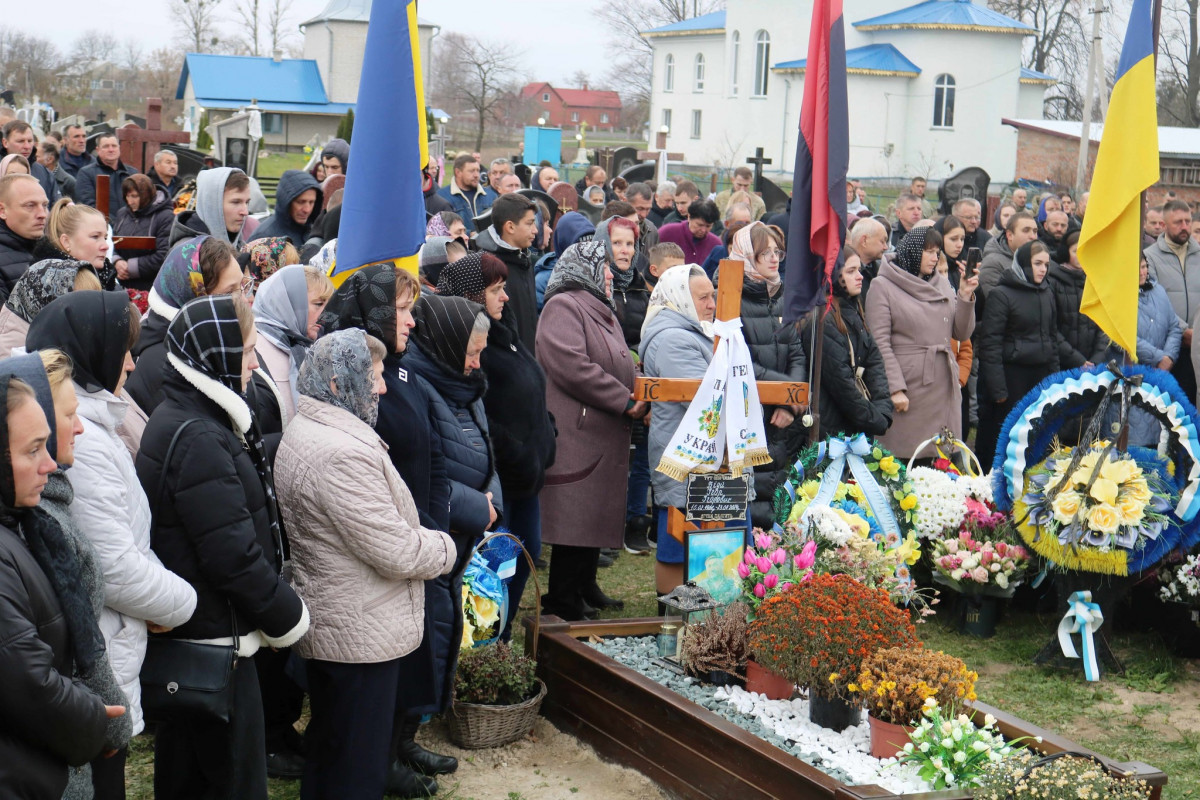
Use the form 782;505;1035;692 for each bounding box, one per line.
784;0;849;324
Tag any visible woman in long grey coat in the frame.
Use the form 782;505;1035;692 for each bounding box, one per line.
865;226;978;459
537;241;642;620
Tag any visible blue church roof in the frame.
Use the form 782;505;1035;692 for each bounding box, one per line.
774;43;921;76
854;0;1034;33
176;53;354;115
642;11;726;35
1020;66;1057;83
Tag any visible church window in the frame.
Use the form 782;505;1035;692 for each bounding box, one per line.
694;54;706;92
730;31;740;95
662;108;672;131
691;109;702;139
263;113;284;134
933;74;956;128
665;54;675;92
754;31;770;97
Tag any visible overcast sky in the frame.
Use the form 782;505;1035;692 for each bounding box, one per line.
45;0;614;88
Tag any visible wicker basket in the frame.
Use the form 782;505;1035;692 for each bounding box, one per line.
446;678;548;749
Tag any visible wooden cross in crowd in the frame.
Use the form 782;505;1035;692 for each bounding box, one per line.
746;147;773;194
634;258;809;542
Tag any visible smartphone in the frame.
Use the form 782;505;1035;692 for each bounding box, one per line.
965;247;983;280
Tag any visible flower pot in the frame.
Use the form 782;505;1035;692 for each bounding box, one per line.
447;679;547;749
745;659;794;700
867;714;914;759
706;669;741;687
808;693;860;732
959;593;999;638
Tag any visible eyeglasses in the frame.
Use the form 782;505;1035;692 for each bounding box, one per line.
758;248;785;260
237;276;256;296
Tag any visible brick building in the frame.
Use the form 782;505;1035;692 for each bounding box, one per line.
519;83;622;131
1004;117;1200;205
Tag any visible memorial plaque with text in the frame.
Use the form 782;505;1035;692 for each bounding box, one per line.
685;473;750;522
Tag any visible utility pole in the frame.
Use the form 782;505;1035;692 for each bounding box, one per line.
1076;0;1106;195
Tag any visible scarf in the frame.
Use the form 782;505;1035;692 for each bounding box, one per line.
241;236;294;282
26;291;131;394
728;221;781;295
4;259;98;324
426;213;452;239
895;226;933;280
436;251;490;305
642;264;715;340
297;328;380;427
253;265;314;406
309;238;337;274
0;356;105;681
319;263;397;350
544;241;613;310
654;316;770;480
594;217;637;294
411;294;486;381
195;168;247;248
154;235;210;310
1009;241;1043;287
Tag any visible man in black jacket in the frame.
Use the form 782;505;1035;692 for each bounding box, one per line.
476;193;539;353
147;149;182;198
76;133;138;213
953;197;992;253
0;174;49;300
60;124;95;177
1;120;59;203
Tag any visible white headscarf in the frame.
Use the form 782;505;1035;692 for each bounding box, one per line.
728;220;781;293
641;263;714;340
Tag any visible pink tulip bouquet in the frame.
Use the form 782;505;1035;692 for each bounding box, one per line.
930;532;1030;595
738;528;817;612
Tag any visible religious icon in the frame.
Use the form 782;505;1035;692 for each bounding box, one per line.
225;137;249;171
684;527;746;605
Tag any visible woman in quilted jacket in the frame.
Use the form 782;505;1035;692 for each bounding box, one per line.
275;329;455;800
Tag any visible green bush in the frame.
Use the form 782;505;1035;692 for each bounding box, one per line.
454;642;538;706
336;109;354;143
196;112;212;152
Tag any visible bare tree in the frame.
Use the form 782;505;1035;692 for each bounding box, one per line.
1159;0;1200;126
593;0;725;128
267;0;296;54
70;30;120;65
430;32;524;151
232;0;262;55
170;0;223;54
987;0;1089;119
0;28;61;100
121;40;145;73
569;69;591;89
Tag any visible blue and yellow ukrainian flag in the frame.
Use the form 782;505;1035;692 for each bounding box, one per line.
332;0;428;284
1077;0;1160;359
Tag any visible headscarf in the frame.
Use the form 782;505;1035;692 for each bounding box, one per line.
426;213;452;239
1036;196;1054;224
641;263;714;339
544;241;612;310
0;355;105;679
593;216;639;293
4;259;99;324
410;294;486;379
319;263;397;351
895;226;934;280
296;328;380;427
26;291;131;395
154;235;211;310
0;153;28;178
727;220;762;264
933;215;964;288
253;265;314;406
437;251;493;305
166;295;246;396
420;236;453;288
552;211;595;256
241;236;295;282
309;238;337;274
1010;241;1043;286
321;174;346;210
195;167;247;248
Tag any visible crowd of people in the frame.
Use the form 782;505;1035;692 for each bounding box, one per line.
0;120;1194;800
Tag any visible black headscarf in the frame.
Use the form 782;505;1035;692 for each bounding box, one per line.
26;291;131;395
895;226;935;281
4;259;99;324
167;296;247;395
437;251;493;305
0;354;106;679
411;294;486;381
1010;241;1047;287
319;264;397;351
933;215;964;289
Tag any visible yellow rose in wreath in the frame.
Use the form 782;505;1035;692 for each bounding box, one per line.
1088;477;1119;506
900;493;918;511
1087;503;1122;535
878;456;900;477
1117;493;1146;526
1051;490;1083;522
470;593;501;632
1099;457;1139;486
1126;477;1153;504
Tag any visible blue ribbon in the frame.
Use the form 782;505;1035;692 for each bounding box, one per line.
1058;590;1103;681
811;434;900;538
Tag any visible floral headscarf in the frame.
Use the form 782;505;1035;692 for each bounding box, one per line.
241;236;296;282
296;328;380;427
426;213;452;239
318;263;397;351
154;235;210;309
4;259;98;324
544;241;612;311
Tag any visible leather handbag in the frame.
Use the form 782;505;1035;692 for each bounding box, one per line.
139;420;240;723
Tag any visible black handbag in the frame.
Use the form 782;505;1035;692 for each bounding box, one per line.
139;420;240;724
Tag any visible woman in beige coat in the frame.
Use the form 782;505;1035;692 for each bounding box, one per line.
274;329;455;800
865;226;978;459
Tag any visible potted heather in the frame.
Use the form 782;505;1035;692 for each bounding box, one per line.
747;573;918;731
678;601;751;685
848;648;978;758
447;643;546;749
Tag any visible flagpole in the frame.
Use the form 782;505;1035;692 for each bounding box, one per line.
1075;0;1104;196
807;303;825;434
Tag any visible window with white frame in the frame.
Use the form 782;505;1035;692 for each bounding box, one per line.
542;92;550;102
601;112;609;124
691;109;702;139
263;113;284;134
571;111;579;123
753;31;770;96
730;31;740;95
664;54;675;92
933;74;956;128
694;54;705;92
662;108;672;131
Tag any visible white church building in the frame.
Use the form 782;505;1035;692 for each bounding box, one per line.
642;0;1056;183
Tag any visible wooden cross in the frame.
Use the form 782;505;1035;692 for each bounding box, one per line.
746;147;773;193
595;147;616;178
116;98;192;173
634;258;810;541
